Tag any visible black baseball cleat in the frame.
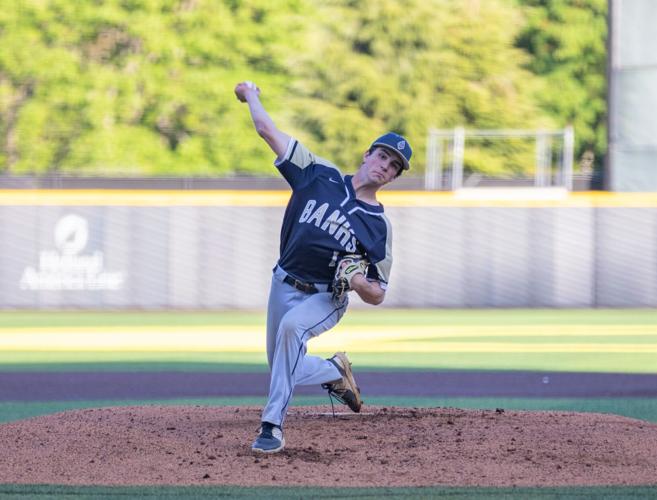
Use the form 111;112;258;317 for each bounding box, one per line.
322;352;362;413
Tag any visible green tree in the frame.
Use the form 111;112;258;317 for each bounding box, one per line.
0;0;607;179
516;0;608;172
290;0;553;176
0;0;306;176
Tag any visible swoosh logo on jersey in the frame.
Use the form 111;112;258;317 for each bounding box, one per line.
329;177;340;184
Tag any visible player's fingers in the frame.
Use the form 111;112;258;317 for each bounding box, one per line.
242;81;259;93
234;81;259;102
251;84;261;95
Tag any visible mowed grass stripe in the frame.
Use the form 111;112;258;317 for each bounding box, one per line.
2;324;657;336
2;309;657;328
1;325;656;353
2;351;656;373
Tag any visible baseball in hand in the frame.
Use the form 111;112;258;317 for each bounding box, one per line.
235;81;259;102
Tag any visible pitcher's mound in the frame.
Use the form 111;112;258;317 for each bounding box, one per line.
1;405;656;487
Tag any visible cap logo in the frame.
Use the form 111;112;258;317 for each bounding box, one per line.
397;140;406;151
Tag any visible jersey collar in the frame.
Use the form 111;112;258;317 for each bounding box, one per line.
344;175;384;213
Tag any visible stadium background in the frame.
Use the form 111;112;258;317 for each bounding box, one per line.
4;191;657;309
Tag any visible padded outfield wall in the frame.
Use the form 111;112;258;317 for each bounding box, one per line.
0;190;655;309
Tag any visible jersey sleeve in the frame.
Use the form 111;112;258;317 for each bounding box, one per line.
368;215;393;289
274;138;318;189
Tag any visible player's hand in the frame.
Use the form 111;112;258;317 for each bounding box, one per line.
348;272;369;293
234;81;260;103
331;254;369;302
350;274;385;305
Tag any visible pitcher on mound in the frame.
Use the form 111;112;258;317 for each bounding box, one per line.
234;81;412;453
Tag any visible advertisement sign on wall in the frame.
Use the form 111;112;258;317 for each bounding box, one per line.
20;214;125;291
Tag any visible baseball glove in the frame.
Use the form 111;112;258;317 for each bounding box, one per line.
332;254;369;301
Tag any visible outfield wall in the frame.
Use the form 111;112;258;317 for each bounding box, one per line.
0;190;655;309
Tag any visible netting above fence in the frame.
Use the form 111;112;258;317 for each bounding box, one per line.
425;127;575;191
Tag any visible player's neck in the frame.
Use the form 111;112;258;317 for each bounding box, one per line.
351;172;380;205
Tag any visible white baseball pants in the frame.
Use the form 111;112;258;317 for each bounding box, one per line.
260;266;347;426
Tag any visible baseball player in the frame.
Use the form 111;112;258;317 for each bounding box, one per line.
234;81;412;454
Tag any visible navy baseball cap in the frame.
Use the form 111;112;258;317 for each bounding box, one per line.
370;132;412;171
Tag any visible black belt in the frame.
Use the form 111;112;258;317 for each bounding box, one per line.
283;275;332;294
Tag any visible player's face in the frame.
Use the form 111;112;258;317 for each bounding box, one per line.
362;147;403;186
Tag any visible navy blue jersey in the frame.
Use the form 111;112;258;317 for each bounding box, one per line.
274;139;393;287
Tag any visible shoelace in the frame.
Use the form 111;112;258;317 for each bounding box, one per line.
323;357;350;418
324;385;350;418
256;423;275;438
326;389;337;418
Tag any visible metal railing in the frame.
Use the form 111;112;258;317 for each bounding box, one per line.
425;126;575;191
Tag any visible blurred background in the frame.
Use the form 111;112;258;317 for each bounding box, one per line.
1;0;656;309
0;0;656;433
1;0;610;188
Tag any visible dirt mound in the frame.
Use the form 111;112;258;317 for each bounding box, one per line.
0;405;656;487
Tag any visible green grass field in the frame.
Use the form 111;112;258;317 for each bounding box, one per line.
2;308;656;373
1;309;656;498
3;308;657;328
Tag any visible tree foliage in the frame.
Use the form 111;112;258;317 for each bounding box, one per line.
291;0;554;176
0;0;607;177
0;0;305;175
516;0;608;168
